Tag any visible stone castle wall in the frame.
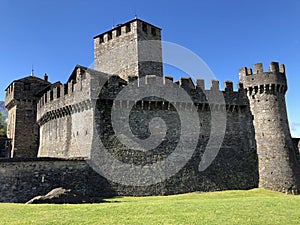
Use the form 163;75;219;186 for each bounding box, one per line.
0;158;114;202
0;152;258;203
93;74;258;192
37;67;96;158
31;70;260;199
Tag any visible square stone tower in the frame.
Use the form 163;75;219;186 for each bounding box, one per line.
94;18;163;80
5;75;50;158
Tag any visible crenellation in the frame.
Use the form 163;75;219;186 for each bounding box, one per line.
179;77;194;90
239;62;300;193
94;21;135;45
145;75;159;85
253;63;263;73
2;18;299;201
94;19;162;81
210;80;220;91
196;79;205;90
68;80;74;95
238;67;248;77
269;61;279;73
247;68;253;75
240;62;287;93
279;64;285;74
224;81;233;92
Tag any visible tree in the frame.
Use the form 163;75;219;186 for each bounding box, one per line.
0;112;7;137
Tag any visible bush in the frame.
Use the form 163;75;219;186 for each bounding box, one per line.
0;112;7;137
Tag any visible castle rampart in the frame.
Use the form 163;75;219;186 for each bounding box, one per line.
95;72;257;191
37;66;96;158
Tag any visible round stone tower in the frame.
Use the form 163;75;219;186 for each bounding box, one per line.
239;62;300;194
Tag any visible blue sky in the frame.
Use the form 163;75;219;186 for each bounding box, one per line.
0;0;299;137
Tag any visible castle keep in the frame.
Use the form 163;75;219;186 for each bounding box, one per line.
1;19;300;202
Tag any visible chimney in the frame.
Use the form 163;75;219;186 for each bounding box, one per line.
44;73;48;82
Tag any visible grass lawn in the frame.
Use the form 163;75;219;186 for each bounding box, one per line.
0;188;299;224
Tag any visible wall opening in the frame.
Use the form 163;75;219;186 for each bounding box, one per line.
126;24;131;33
116;27;121;37
107;31;112;40
57;87;61;98
151;27;156;36
142;23;147;33
99;35;104;43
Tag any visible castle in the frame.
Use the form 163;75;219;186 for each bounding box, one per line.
1;18;300;202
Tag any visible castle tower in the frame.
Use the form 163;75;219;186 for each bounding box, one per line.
5;75;50;158
239;62;300;193
93;18;163;81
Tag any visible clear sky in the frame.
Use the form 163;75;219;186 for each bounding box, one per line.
0;0;299;137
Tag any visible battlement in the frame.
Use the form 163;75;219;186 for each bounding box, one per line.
100;74;248;108
94;19;161;45
5;76;50;110
37;72;249;127
239;62;285;76
239;62;287;94
108;74;243;93
94;18;163;80
38;80;76;108
37;67;93;122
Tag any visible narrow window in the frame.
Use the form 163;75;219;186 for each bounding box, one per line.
64;84;68;95
126;23;131;33
50;90;54;101
107;31;112;40
151;27;156;36
57;87;61;98
142;23;147;33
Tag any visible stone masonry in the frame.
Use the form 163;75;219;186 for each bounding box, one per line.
1;18;300;202
240;63;300;193
94;19;163;80
5;75;50;157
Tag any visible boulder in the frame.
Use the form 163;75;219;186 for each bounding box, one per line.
26;187;96;204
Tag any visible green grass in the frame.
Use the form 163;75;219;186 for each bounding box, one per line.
0;188;299;224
